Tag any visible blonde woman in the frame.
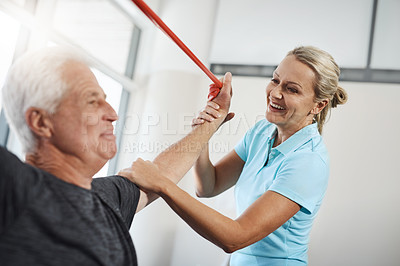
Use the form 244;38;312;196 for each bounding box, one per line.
121;46;348;265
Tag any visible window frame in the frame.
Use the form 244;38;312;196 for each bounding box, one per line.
0;0;142;176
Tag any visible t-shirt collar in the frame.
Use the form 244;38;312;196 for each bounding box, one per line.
269;123;320;156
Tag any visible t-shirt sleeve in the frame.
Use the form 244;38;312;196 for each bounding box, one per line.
0;146;43;234
92;176;140;228
268;152;329;214
234;120;273;162
234;132;248;162
235;121;262;162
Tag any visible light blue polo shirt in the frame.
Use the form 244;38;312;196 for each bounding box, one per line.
231;119;329;266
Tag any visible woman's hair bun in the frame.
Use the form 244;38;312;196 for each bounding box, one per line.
331;86;348;108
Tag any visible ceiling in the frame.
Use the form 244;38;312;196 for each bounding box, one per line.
209;0;400;70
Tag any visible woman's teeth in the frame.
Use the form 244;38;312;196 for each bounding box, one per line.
270;102;285;110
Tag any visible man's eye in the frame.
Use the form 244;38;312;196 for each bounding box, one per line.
271;78;279;84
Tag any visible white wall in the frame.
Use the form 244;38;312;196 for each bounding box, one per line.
117;0;400;265
309;81;400;266
122;73;400;265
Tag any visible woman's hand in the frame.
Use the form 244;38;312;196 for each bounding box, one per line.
192;101;221;127
192;101;235;128
118;158;170;195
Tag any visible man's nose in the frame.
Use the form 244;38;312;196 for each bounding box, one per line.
103;102;118;122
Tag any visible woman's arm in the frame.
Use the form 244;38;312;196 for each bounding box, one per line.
192;101;243;197
120;159;300;253
194;147;245;197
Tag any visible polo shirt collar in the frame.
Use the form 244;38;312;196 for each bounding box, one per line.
273;123;320;156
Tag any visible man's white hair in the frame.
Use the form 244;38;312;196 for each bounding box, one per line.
2;46;91;153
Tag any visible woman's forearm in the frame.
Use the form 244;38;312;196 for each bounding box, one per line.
123;157;298;252
159;178;245;253
193;145;217;197
195;149;245;198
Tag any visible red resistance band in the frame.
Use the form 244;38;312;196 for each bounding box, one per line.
131;0;221;100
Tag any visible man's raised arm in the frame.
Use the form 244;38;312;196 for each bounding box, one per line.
120;72;233;212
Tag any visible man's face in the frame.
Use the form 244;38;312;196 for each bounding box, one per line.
49;60;118;168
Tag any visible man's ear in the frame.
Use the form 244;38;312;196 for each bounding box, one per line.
311;99;329;115
25;107;53;138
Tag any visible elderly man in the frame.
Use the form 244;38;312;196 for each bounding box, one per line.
0;47;232;265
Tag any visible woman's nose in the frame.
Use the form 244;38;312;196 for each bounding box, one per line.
270;85;283;99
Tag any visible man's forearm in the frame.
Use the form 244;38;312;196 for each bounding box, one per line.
133;119;224;212
132;72;232;211
152;118;223;183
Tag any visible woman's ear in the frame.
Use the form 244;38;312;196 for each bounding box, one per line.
25;107;53;138
311;99;329;115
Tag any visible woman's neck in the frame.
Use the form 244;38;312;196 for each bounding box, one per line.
273;122;312;148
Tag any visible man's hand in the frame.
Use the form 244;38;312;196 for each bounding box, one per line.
210;72;233;126
194;72;234;128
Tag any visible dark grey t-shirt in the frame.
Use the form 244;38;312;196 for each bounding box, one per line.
0;146;140;266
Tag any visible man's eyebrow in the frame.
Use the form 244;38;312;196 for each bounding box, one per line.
84;91;106;99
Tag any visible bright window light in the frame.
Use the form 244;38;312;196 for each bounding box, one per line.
91;68;123;178
0;10;20;111
53;0;133;75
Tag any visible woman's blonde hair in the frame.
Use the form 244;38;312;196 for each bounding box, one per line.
287;46;348;134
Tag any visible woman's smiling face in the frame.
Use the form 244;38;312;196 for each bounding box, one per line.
266;55;320;133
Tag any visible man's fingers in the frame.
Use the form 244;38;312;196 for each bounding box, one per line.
212;72;232;102
208;88;220;101
221;72;232;95
224;112;235;123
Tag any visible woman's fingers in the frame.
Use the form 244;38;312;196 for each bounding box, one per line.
192;118;205;126
203;104;222;119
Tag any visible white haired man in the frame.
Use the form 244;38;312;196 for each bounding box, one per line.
0;47;233;265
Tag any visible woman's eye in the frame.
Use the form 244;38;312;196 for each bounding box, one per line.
287;87;298;93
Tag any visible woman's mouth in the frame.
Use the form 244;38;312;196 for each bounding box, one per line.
269;102;286;111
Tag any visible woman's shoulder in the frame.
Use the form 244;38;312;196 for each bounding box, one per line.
250;119;276;135
291;138;329;167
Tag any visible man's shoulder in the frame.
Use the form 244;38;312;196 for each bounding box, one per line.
92;175;140;205
0;146;45;186
0;146;23;170
92;175;141;227
0;146;49;234
92;175;139;191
